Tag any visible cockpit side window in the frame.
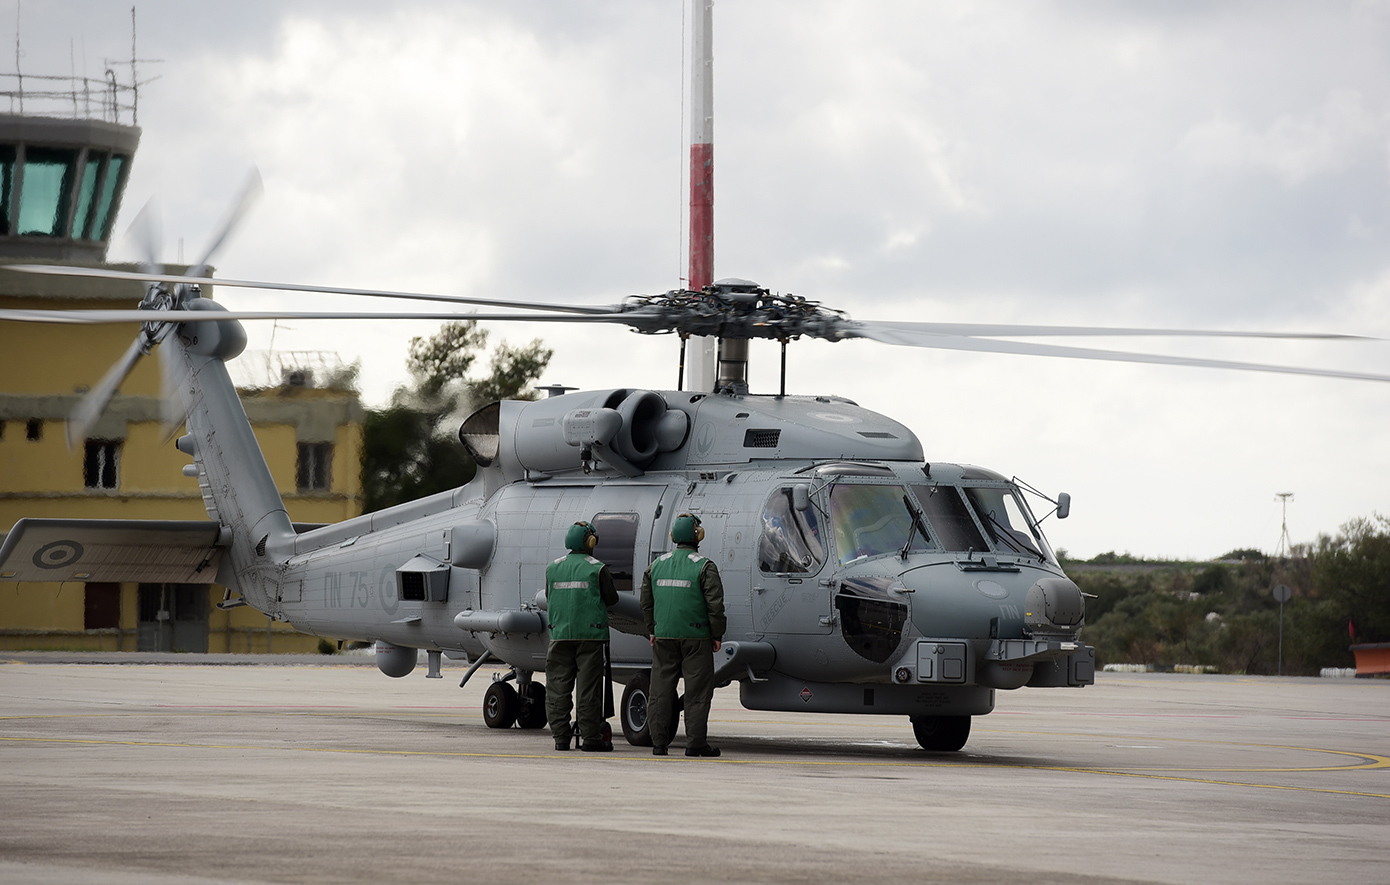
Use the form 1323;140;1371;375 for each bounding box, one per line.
829;483;932;565
758;487;826;574
963;487;1046;560
912;484;989;553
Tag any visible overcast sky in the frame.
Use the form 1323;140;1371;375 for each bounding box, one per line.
11;1;1390;560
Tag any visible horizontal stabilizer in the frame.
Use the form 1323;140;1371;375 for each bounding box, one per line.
0;518;227;583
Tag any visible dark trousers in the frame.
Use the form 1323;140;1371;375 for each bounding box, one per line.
546;639;607;742
649;637;715;748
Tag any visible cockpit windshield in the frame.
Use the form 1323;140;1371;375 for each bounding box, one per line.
911;482;1056;563
912;485;988;553
829;484;933;565
963;486;1051;561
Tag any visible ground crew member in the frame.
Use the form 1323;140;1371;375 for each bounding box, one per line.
639;513;726;757
546;521;619;752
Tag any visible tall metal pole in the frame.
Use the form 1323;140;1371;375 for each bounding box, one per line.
685;0;718;392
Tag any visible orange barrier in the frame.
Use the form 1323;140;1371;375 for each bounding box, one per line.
1349;642;1390;676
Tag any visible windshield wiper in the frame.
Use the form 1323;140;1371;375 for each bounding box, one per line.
900;494;931;560
979;510;1041;560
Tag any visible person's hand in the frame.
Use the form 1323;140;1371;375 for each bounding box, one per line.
649;635;655;647
712;639;721;652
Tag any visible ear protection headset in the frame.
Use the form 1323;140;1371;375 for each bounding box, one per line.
566;521;598;553
671;513;704;545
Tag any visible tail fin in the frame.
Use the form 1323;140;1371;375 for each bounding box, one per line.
172;299;292;611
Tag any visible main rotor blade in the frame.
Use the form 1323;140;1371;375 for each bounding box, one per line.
0;308;633;325
5;265;619;315
189;168;263;275
67;335;148;450
851;319;1379;341
845;323;1390;383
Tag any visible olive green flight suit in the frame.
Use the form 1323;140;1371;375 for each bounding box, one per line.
546;553;618;745
639;544;726;749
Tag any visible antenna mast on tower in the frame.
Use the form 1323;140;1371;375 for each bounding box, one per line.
1275;492;1295;558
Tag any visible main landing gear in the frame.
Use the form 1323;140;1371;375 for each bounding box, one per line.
481;668;548;730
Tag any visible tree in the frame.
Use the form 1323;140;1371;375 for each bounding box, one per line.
1310;515;1390;647
360;320;552;512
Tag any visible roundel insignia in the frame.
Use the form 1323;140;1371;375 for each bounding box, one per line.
808;411;859;424
34;540;84;570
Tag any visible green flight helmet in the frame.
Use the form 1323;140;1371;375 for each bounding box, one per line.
671;513;704;545
566;521;597;553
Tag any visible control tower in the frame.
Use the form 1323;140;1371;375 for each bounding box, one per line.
0;73;139;263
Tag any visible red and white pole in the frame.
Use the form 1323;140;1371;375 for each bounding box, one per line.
686;0;719;391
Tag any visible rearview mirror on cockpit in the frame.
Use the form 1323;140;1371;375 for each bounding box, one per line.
792;483;810;512
1057;492;1071;520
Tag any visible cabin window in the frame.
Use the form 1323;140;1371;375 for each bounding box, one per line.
963;486;1047;560
758;487;825;574
590;512;639;593
912;484;988;553
296;442;333;491
829;483;931;565
84;440;120;489
26;418;42;440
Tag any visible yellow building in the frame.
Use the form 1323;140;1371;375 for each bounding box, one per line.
0;111;363;653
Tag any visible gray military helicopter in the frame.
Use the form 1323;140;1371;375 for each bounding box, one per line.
3;253;1388;751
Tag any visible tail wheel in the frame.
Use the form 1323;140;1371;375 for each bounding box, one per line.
517;681;547;729
911;714;971;751
483;680;519;729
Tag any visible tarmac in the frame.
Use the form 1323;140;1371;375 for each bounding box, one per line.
0;652;1387;884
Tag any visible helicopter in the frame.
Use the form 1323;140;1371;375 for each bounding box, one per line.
3;266;1387;753
3;5;1390;753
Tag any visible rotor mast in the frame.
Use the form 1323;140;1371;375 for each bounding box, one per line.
685;0;722;392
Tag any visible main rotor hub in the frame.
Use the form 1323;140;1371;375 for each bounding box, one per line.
619;279;850;343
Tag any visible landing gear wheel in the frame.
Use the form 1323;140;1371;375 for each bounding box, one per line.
621;672;653;746
517;681;547;729
620;672;681;746
482;680;519;729
911;714;971;751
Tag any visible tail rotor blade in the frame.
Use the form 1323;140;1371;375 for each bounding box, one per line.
123;198;163;272
67;335;148;451
190;168;263;275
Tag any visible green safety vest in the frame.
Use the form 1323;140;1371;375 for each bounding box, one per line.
649;549;712;639
546;553;610;641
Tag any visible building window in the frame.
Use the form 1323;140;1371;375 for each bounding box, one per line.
84;439;120;489
84;583;121;630
297;442;332;491
26;418;42;440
